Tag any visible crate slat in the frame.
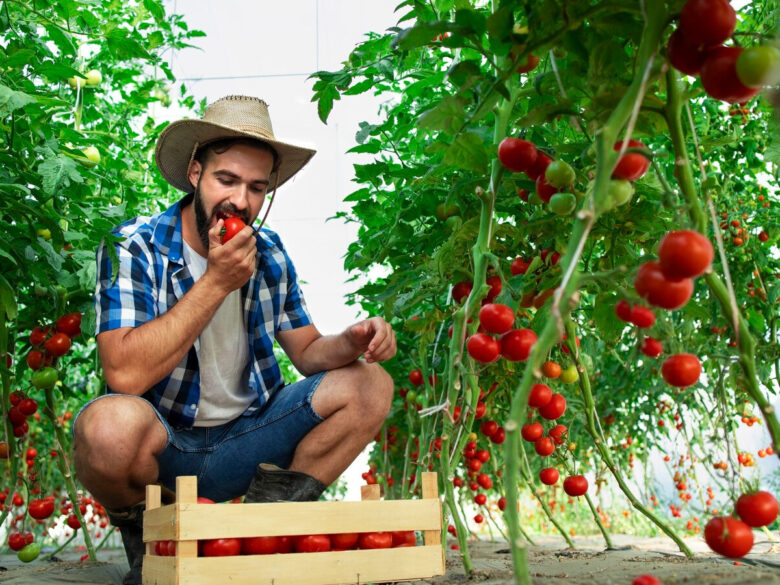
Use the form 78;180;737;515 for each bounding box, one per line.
174;545;444;585
143;555;176;585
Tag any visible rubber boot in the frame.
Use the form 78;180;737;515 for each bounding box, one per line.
105;502;146;585
244;463;327;503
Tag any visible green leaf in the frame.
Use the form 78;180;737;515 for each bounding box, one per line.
418;96;467;133
486;6;513;42
443;131;488;174
0;84;36;115
106;28;151;60
592;294;624;345
0;274;17;320
515;99;576;127
313;84;340;123
454;9;487;35
392;22;448;51
37;152;84;195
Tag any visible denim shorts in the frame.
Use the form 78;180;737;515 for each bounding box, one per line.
74;371;327;503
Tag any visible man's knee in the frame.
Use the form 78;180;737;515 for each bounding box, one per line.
356;362;393;424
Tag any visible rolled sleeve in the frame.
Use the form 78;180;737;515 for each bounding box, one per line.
277;250;312;332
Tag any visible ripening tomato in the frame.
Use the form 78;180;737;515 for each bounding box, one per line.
44;333;71;358
479;303;515;334
701;46;761;104
221;217;246;244
545;160;576;189
452;281;473;304
467;333;501;364
613;140;650;182
704;516;753;558
640;337;663;358
500;328;537;361
56;312;82;338
201;537;242;557
679;0;736;48
667;28;711;76
735;491;779;527
629;305;656;328
528;383;552;408
563;475;588;497
542;361;562;379
539;467;559;485
538;393;566;421
658;230;714;279
661;353;701;387
634;261;693;310
242;535;279;555
534;437;555;456
515;53;540;74
521;422;544;442
358;532;392;550
498;137;538;173
390;530;416;547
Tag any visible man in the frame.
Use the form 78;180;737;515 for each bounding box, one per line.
73;95;396;585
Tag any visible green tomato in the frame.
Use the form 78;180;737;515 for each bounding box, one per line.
545;160;576;189
436;203;459;220
17;542;41;563
608;179;634;206
560;365;579;384
736;45;780;88
445;215;462;231
82;146;101;166
36;228;51;241
68;76;86;89
85;69;102;86
405;390;417;404
32;367;58;390
548;192;577;215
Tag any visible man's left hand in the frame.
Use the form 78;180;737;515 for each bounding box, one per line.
345;317;397;363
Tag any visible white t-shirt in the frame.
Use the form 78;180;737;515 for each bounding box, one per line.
182;241;253;426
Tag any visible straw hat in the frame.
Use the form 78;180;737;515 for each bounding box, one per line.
155;95;316;192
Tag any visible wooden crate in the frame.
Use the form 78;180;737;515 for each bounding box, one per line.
142;472;445;585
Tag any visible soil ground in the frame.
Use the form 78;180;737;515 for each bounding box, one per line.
0;534;778;584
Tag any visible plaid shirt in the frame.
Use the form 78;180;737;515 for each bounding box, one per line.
94;194;312;429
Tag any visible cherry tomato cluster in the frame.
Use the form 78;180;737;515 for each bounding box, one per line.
6;390;38;438
26;312;82;374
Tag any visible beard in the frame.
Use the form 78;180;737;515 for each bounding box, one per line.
193;178;251;250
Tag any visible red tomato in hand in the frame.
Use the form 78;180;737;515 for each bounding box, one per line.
500;328;537;361
221;217;246;244
390;530;416;547
201;537;242;557
613;140;650;182
242;535;279;555
330;532;359;551
44;332;71;358
634;261;693;310
294;534;331;553
359;531;392;549
478;303;515;334
658;230;713;279
662;353;701;387
497;138;538;173
563;475;588;497
736;491;779;527
56;312;82;338
467;333;501;364
704;516;753;558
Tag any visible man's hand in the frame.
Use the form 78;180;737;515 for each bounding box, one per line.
203;219;257;295
345;317;397;363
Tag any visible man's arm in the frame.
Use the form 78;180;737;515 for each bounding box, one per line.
276;317;397;377
99;220;258;394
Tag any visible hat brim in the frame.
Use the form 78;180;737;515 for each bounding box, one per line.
155;118;317;192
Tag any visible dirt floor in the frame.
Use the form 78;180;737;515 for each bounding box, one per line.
0;534;778;584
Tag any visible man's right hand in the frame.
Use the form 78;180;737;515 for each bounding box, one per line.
204;218;257;295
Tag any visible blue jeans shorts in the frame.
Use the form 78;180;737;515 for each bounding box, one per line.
74;371;327;503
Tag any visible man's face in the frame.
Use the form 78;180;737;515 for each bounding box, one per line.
188;143;275;249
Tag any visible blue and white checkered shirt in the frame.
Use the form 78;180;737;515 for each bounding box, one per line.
94;195;312;429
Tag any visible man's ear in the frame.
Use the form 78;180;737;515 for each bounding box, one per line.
187;159;202;191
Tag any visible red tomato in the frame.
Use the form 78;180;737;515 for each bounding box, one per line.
29;326;50;347
452;281;473;304
563;475;588;497
629;305;656;328
479;303;515;334
521;422;544;442
661;353;701;387
242;535;279;555
28;499;54;520
474;493;487;506
358;532;392;550
535;173;559;203
8;532;27;551
18;398;38;416
474;401;486;419
330;532;359;551
497;138;538;173
26;350;44;371
408;369;424;386
294;534;331;553
679;0;736;48
44;332;71;358
476;473;493;490
667;28;712;76
701;46;761;104
539;467;559;486
528;383;552;408
220;217;246;244
613;140;650;182
467;333;501;364
480;420;498;438
615;299;633;322
538;393;567;420
632;575;663;585
500;328;537;362
154;540;169;556
485;275;502;302
735;491;779;527
498;497;507;511
490;427;506;444
475;448;490;463
390;530;416;548
201;537;242;557
658;230;714;279
534;437;555;456
66;514;81;529
277;535;293;553
549;424;568;445
510;257;531;275
640;337;663;358
704;516;753;558
634;261;693;310
55;312;82;338
525;152;552;180
167;540;176;556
